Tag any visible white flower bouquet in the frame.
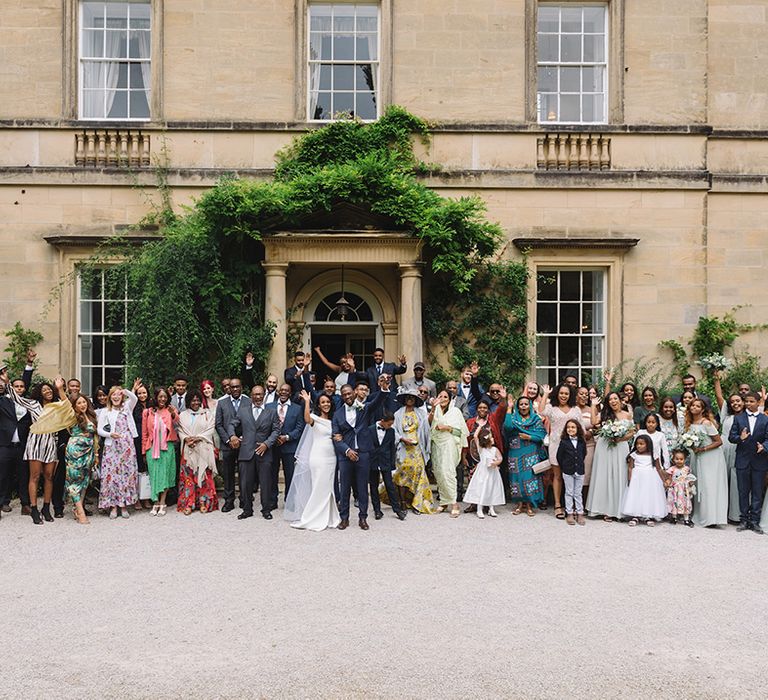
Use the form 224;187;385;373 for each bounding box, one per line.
677;430;704;451
596;419;634;447
696;353;733;373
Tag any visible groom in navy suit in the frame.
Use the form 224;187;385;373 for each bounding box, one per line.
728;391;768;534
332;374;390;530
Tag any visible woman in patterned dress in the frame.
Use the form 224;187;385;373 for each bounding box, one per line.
65;393;98;525
505;396;547;515
97;380;141;519
176;390;218;515
392;390;436;514
1;366;67;525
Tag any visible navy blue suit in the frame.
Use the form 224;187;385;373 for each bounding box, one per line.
311;390;342;412
284;365;313;397
365;361;407;391
368;423;403;516
332;390;387;520
271;400;305;510
728;411;768;525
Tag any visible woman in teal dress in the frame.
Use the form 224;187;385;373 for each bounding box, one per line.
65;393;98;525
686;398;728;527
504;396;546;515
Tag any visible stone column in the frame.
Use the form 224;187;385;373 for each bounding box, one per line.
398;263;424;365
263;262;289;378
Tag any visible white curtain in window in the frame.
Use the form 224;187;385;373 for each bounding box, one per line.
82;30;122;118
308;61;321;118
137;30;152;100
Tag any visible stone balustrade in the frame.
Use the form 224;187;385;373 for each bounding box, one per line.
536;133;611;171
74;130;151;168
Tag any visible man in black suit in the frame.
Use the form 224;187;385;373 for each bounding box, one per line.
228;385;280;520
215;377;244;512
728;391;768;534
284;351;313;398
332;374;390;530
271;383;305;511
365;348;407;391
0;366;33;517
673;374;713;412
368;410;406;521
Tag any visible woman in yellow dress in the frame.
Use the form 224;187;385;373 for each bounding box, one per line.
392;390;436;514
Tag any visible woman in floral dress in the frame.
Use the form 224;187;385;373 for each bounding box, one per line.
97;380;141;519
392;391;436;514
176;390;218;515
65;393;98;524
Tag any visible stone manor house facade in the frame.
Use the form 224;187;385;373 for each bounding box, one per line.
1;1;767;392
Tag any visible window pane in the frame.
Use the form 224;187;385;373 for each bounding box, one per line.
105;367;125;388
318;64;332;90
104;301;126;332
356;5;378;31
583;7;605;34
561;7;582;33
560;94;580;121
80;302;102;333
330;65;352;91
584;271;604;301
560;66;580;92
312;91;332;120
537;6;559;33
561;35;581;62
333;7;355;32
116;62;128;89
88;335;104;364
310;5;332;31
333;34;354;60
538;66;557;93
356;33;377;61
559;304;581;333
130;4;151;30
582;66;604;93
537;303;557;333
130;89;150;118
310;32;332;60
105;2;129;29
538;93;558;122
583;302;604;333
129;62;146;90
355;64;375;91
80;269;102;299
584;34;605;62
334;91;354;116
538;34;559;62
582;93;604;122
82;3;105;29
108;90;128;119
560;271;580;300
558;337;579;367
355;90;377;120
128;30;148;59
81;90;105;119
82;29;105;58
537;273;557;300
105;336;124;365
536;336;556;367
581;337;602;366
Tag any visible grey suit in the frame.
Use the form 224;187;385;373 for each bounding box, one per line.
229;402;280;516
215;396;243;507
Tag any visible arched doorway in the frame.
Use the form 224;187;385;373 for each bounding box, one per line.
300;278;385;378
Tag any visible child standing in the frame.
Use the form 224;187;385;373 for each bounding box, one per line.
635;412;670;468
556;419;587;526
463;428;505;518
665;448;696;527
622;434;668;526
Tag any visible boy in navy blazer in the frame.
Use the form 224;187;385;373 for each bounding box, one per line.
368;411;406;521
728;391;768;534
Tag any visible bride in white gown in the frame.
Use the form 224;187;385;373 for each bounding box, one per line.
284;391;340;531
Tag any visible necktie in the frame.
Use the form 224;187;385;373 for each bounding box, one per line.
377;364;382;375
278;402;286;424
253;405;262;421
232;398;240;412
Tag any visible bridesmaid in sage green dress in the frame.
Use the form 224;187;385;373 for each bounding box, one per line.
686;399;728;528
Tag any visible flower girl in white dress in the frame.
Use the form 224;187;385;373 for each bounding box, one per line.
463;428;505;519
621;434;668;526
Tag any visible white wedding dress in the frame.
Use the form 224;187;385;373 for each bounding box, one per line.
284;417;340;531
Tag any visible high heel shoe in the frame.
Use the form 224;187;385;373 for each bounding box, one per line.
30;506;43;525
41;503;54;522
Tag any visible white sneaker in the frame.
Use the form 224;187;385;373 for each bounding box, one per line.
476;509;485;519
488;507;497;517
120;508;130;519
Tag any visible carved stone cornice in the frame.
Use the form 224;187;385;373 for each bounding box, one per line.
262;232;423;265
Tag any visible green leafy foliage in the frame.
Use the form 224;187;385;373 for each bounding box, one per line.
597;357;681;399
2;322;43;379
720;352;768;395
658;339;690;378
690;312;741;358
424;261;531;389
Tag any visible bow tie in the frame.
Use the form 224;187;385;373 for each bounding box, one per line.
462;385;470;390
748;412;758;418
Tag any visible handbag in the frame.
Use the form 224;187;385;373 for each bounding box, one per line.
533;458;551;474
137;471;152;500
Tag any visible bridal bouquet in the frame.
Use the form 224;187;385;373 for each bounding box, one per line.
696;353;733;373
596;419;634;447
677;430;704;451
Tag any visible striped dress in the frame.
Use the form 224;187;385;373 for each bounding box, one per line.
3;384;58;463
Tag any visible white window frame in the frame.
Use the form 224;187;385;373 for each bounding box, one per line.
77;269;131;396
536;3;609;125
306;2;381;122
78;0;152;122
535;268;607;386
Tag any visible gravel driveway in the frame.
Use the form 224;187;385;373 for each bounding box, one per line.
1;502;766;699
